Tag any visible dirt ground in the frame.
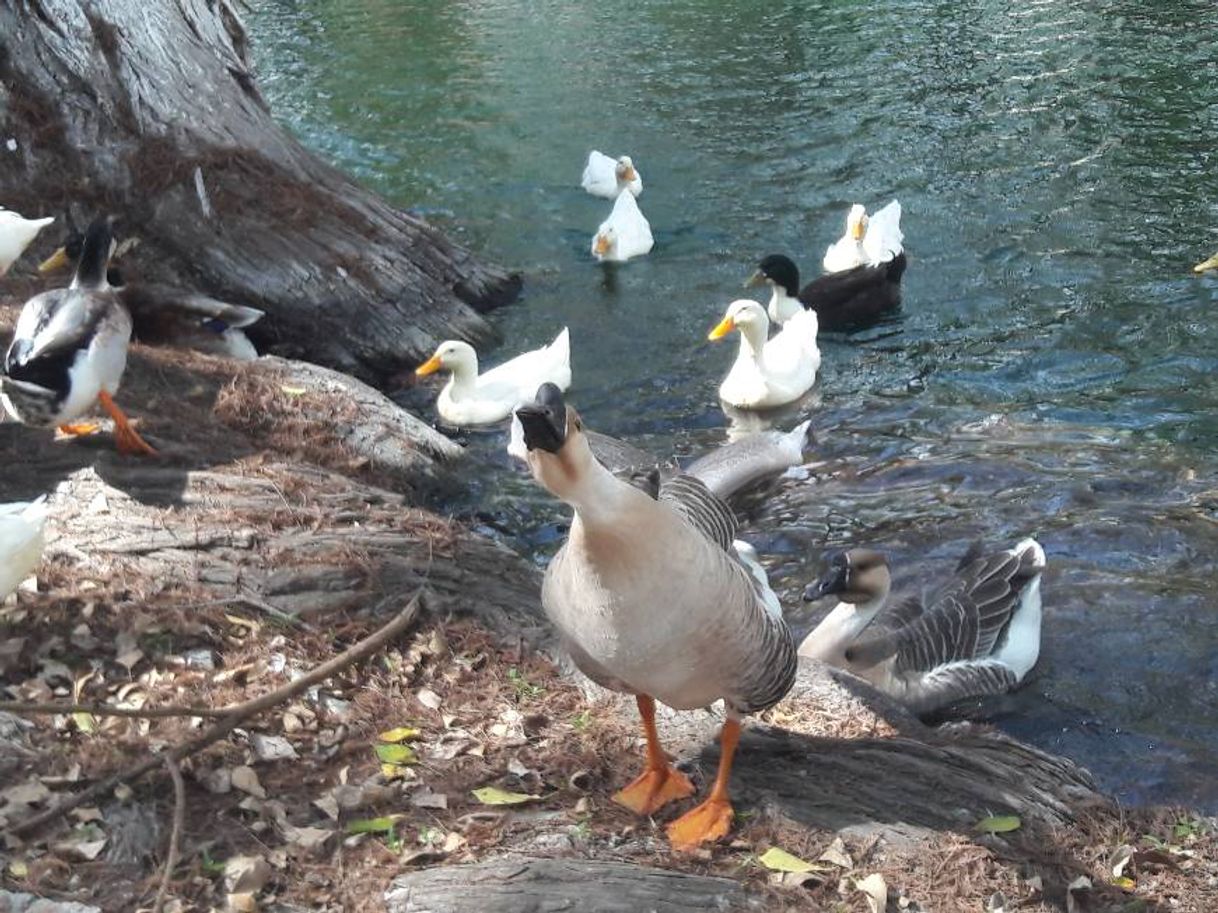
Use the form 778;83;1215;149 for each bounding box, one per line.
0;296;1215;913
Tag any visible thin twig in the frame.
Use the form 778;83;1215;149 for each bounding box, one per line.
5;590;425;837
152;756;186;913
0;701;228;719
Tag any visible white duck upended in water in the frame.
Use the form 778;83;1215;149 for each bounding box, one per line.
798;540;1046;716
822;199;904;274
581;150;643;199
0;207;54;277
591;190;654;262
415;328;571;426
515;383;796;850
708;299;820;409
0;497;48;600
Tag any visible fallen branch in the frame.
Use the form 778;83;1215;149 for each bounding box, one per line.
0;701;229;719
5;590;425;838
151;755;186;913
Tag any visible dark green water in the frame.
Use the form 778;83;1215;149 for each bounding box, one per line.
247;0;1218;809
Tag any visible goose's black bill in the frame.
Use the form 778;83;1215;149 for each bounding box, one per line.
515;383;568;454
803;551;849;602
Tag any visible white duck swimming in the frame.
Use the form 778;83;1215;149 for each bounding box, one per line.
581;151;643;199
591;190;654;263
415;328;571;426
0;497;48;601
515;383;796;850
822;199;904;274
0;207;54;277
1;216;156;455
707;299;820;409
799;540;1045;715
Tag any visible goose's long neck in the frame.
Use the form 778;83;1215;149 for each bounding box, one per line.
800;591;889;663
566;457;637;529
768;287;803;324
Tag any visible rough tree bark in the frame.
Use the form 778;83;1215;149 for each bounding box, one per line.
0;0;521;383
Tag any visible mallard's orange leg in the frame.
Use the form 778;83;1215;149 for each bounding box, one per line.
612;695;695;815
57;422;101;437
97;391;158;457
667;717;741;851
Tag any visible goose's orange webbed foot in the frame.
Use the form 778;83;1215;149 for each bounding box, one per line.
57;422;101;437
613;764;695;815
98;391;158;457
667;796;734;851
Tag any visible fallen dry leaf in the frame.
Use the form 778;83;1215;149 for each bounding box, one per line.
975;814;1021;834
854;873;888;913
819;836;854;869
224;854;272;894
759;846;818;873
471;786;539;806
377;726;421;744
416;688;442;710
232;765;266;799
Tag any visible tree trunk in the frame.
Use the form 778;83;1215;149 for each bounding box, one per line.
0;0;521;384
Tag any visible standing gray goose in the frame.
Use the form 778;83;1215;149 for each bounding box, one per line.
799;539;1046;715
515;383;796;850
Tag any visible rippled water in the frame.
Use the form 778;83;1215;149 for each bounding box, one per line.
247;0;1218;809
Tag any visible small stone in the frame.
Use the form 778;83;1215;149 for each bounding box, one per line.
232;766;266;799
224;855;272;894
184;648;216;670
251;733;298;762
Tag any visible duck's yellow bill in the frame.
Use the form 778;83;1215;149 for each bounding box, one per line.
708;316;735;340
850;218;867;241
593;234;611;256
38;246;70;273
415;354;443;376
621;166;637;182
1193;252;1218;273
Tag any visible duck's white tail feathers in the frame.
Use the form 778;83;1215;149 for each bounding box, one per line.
993;537;1045;679
546;327;572;390
0;496;49;599
863;199;903;266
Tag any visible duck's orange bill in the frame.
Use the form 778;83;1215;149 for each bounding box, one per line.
621;166;637;182
593;234;611;256
415;354;443;376
850;218;867;241
38;247;70;273
707;316;735;341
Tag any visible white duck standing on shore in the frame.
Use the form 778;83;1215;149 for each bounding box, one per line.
799;539;1046;715
0;207;54;277
415;328;571;426
0;497;48;601
515;383;796;850
581;150;643;199
591;190;654;263
707;299;820;409
822;199;904;274
1;216;157;455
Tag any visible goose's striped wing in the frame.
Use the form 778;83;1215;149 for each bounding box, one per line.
904;659;1021;716
847;546;1038;673
656;474;737;553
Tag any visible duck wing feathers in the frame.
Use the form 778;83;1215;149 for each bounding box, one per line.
798;254;906;331
654;473;737;552
4;289;118;393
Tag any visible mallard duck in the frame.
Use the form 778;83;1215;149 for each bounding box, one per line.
515;383;796;850
415;328;571;426
40;228;263;360
0;207;54;277
822;199;904;274
0;497;48;601
799;539;1046;715
1;216;156;455
581;151;643;199
591;191;654;262
1194;252;1218;273
707;299;820;409
746;252;906;332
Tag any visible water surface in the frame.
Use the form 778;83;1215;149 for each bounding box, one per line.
247;0;1218;809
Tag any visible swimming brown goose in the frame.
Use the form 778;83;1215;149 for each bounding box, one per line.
799;539;1045;715
515;383;796;850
